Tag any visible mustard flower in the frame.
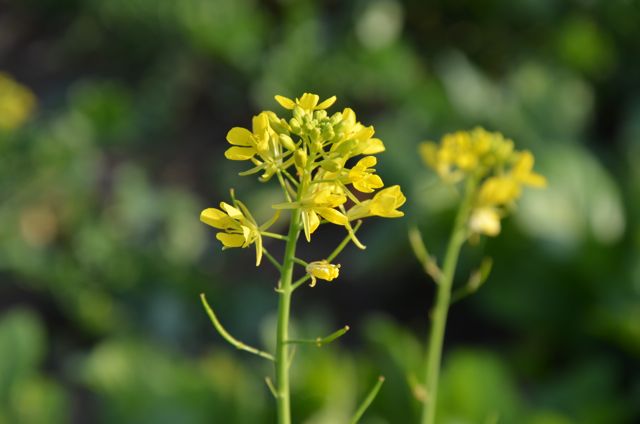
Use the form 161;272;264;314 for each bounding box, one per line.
348;156;384;193
225;112;289;181
200;93;403;424
275;93;337;112
200;199;276;266
347;185;406;220
420;128;546;237
305;260;340;287
0;73;36;130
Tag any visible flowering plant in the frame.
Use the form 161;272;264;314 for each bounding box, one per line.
410;128;546;424
200;93;405;424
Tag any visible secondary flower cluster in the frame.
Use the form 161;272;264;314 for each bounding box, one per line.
420;128;546;236
0;73;36;131
201;93;406;284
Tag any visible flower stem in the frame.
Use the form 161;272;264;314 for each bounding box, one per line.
420;178;476;424
275;207;302;424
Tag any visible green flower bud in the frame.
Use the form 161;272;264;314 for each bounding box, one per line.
314;110;327;120
293;106;305;122
289;118;301;133
294;149;307;169
279;134;296;151
320;158;342;172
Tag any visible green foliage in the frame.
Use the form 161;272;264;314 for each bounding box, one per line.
1;0;639;422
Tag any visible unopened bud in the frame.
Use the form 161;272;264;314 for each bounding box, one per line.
294;149;308;169
279;134;296;151
320;158;342;172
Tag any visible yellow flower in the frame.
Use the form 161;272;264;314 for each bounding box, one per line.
477;176;521;206
0;73;36;130
348;156;384;193
469;207;501;236
511;151;547;188
275;93;337;112
200;201;263;266
306;260;340;287
225;112;286;181
347;185;406;220
273;185;348;242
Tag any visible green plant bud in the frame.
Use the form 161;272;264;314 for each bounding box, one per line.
279;134;296;151
311;128;322;142
321;124;335;140
320;158;342;172
294;149;307;169
293;106;305;122
305;121;315;132
336;139;358;155
314;110;327;120
312;139;323;152
289;118;301;133
330;112;343;125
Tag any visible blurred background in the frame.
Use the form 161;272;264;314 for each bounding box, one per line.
1;0;639;423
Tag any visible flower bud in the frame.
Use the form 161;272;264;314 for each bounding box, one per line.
279;134;296;151
314;110;327;120
306;260;340;287
320;158;343;172
289;118;301;133
294;149;307;169
293;105;305;122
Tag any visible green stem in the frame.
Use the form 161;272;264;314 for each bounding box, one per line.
420;178;476;424
275;206;302;424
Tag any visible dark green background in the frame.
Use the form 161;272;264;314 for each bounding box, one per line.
1;0;639;422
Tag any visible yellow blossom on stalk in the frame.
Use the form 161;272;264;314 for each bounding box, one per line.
420;128;546;237
274;184;348;242
305;260;340;287
348;156;384;193
275;93;337;112
347;185;406;220
225;112;289;181
468;207;502;237
200;198;277;266
0;73;36;130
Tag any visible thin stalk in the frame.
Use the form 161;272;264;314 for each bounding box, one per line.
274;207;301;424
420;178;476;424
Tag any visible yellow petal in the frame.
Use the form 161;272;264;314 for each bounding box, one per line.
306;260;340;282
362;138;385;154
200;208;231;229
274;95;296;109
356;156;377;169
469;207;501;236
353;174;383;193
297;93;319;110
316;207;348;226
316;95;337;110
252;112;270;135
216;233;245;247
346;201;371;221
220;202;244;219
226;127;253;146
353;126;375;142
523;173;547;188
225;146;256;160
308;210;321;234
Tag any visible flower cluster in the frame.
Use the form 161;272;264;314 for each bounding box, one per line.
0;73;36;131
420;128;546;236
201;93;406;284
